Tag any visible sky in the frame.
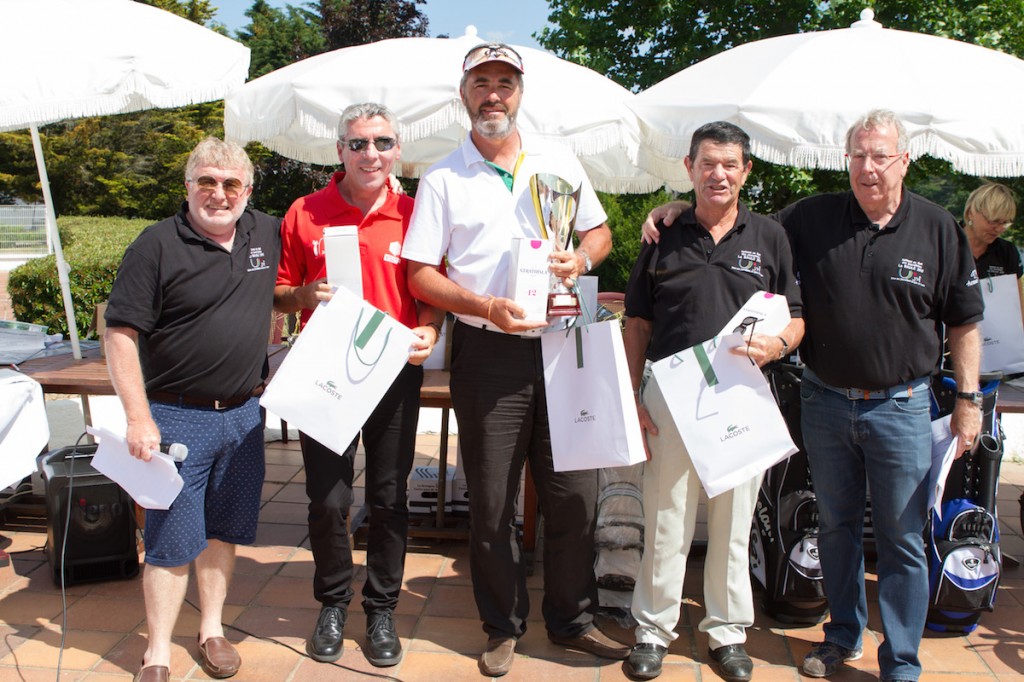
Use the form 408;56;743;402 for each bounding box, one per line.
212;0;552;49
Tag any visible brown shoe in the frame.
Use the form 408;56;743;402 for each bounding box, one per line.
133;665;169;682
549;626;630;659
197;636;241;679
479;636;516;677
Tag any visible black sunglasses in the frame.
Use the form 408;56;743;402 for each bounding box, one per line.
343;137;397;153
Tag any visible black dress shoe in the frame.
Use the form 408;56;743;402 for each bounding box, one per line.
626;643;667;680
709;644;753;682
308;605;346;662
364;611;402;667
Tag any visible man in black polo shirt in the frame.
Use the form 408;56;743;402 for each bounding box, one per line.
623;121;804;682
779;110;982;682
105;138;280;682
640;111;983;682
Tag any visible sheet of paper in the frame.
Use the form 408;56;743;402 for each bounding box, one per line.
86;426;183;510
930;415;957;520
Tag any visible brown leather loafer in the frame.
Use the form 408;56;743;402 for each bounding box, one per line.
198;636;241;679
549;626;630;659
133;665;169;682
479;636;516;677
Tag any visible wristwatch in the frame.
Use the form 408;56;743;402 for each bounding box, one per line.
576;250;593;274
956;391;984;407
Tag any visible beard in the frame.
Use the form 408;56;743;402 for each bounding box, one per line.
470;107;516;139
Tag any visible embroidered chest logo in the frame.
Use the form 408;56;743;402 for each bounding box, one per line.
891;258;925;288
248;246;269;272
383;240;401;265
732;250;763;277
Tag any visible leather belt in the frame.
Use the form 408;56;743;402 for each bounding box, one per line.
455;319;543;338
805;369;929;401
147;383;265;410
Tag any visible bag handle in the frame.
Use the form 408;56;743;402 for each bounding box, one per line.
352;308;392;367
671;338;720;387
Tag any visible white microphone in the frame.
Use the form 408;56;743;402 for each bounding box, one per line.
157;442;189;462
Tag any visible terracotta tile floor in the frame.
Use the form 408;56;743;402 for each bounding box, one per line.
1;434;1022;681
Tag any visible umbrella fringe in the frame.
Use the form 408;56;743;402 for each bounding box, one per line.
400;103;468;141
1;85;236;132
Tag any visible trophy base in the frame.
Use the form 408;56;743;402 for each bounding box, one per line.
548;293;581;317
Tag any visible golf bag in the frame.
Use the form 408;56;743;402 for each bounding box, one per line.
748;364;829;624
925;371;1004;633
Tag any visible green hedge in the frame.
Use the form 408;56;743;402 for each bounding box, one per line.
8;216;149;336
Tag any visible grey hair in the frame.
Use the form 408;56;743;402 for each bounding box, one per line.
845;109;909;153
185;137;254;186
337;102;400;143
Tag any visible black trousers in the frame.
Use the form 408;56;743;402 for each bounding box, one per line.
450;321;599;639
300;362;422;614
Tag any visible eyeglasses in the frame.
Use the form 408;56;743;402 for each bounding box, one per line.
462;43;525;74
732;316;761;335
343;137;397;153
975;213;1013;230
845;152;904;167
187;176;249;197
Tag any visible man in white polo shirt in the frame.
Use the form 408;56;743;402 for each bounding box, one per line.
402;43;623;677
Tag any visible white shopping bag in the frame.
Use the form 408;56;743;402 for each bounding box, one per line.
651;333;797;497
541;320;646;472
261;287;417;455
978;274;1024;374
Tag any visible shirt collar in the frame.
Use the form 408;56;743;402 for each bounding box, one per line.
848;186;910;231
324;170;404;221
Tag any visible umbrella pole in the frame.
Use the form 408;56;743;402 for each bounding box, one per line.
30;124;81;360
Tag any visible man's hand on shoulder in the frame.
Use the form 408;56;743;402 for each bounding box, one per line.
641;200;689;245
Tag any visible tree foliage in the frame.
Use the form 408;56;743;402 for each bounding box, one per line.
236;0;430;216
539;0;1024;247
237;0;326;79
0;1;431;220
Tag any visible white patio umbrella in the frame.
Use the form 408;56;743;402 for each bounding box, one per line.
630;8;1024;191
224;26;666;194
0;0;250;358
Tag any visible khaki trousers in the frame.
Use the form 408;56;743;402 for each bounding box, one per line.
631;372;760;649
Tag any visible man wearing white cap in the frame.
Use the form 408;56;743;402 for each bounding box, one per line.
402;42;625;677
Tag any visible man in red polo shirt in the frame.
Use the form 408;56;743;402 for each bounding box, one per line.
274;102;442;668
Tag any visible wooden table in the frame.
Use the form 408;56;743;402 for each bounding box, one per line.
16;347;540;547
996;381;1024;413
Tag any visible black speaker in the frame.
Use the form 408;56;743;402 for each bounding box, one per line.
37;444;139;585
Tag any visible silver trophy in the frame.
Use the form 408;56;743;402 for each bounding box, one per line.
530;173;582;317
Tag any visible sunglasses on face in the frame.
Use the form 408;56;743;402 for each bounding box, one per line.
343;137;397;153
188;176;248;197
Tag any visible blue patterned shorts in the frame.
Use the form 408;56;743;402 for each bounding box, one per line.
142;397;264;567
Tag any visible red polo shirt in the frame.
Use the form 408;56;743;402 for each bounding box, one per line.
277;172;418;328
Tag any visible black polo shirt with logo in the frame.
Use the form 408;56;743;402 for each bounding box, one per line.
974;235;1023;279
625;202;802;362
777;189;983;390
106;204;281;399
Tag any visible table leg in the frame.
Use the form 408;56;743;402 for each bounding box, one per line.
435;407;450;530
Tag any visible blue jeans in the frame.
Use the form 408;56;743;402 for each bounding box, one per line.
800;371;932;682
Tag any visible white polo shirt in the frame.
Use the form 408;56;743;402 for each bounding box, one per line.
403;132;607;331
